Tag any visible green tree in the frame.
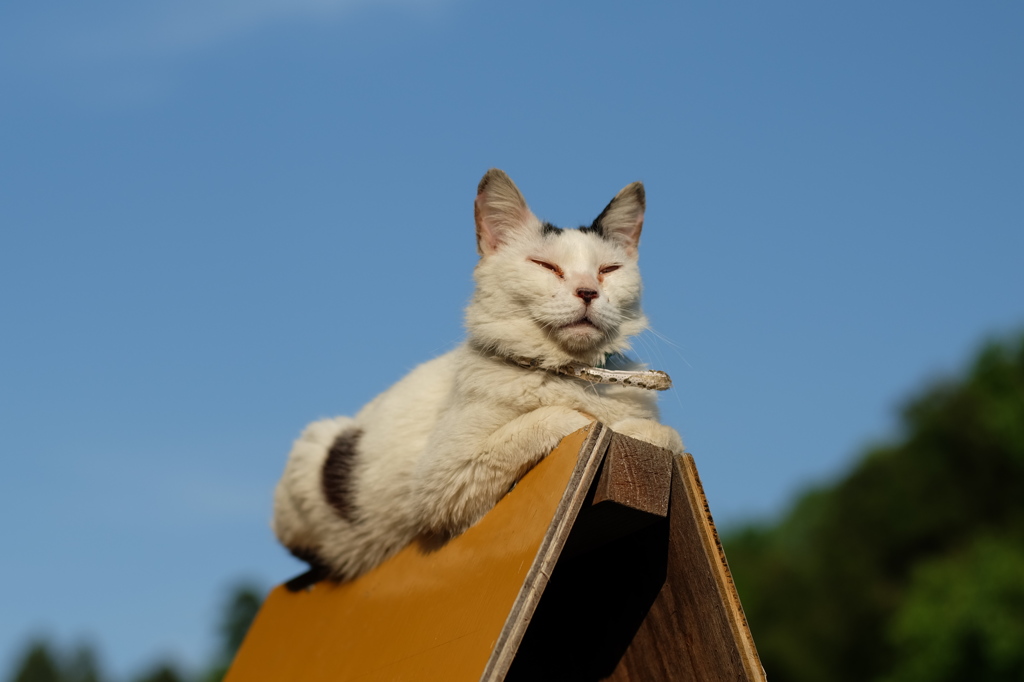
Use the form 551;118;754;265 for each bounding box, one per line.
726;332;1024;681
64;644;104;682
218;584;262;661
131;663;185;682
199;583;264;682
5;581;263;682
9;641;62;682
884;534;1024;682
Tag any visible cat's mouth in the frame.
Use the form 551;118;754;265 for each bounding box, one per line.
561;317;600;331
555;316;605;352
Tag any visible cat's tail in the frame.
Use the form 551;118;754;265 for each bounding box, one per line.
272;416;358;580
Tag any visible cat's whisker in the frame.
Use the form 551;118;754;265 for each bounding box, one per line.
638;331;672;373
645;326;693;368
634;330;688;417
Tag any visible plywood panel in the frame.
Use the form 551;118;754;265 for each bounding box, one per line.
226;424;609;682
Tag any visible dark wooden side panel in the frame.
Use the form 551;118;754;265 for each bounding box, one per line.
676;453;763;679
504;515;670;681
593;433;672;515
560;433;672;559
506;438;764;681
607;452;765;681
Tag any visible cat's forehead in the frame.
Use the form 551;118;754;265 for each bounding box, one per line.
532;225;626;262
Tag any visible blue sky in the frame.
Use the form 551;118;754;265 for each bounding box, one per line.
2;1;1022;678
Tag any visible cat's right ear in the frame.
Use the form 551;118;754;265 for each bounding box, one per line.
474;169;537;257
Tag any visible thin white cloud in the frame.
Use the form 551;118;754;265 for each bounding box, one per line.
92;0;447;58
4;0;452;66
0;0;454;108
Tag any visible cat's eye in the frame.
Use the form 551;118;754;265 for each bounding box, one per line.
530;259;564;279
599;265;621;275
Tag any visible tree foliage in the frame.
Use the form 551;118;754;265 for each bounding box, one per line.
884;535;1024;682
200;583;264;682
10;642;62;682
131;664;185;682
5;584;263;682
726;333;1024;681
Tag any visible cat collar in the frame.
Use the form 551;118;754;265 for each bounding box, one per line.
503;355;673;391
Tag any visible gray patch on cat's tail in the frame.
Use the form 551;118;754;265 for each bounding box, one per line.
322;427;364;523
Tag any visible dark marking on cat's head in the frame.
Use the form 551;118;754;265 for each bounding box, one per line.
578;221;605;238
544;220;608;239
322;427;363;523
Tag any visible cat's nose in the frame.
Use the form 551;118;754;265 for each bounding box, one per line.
576;288;599;304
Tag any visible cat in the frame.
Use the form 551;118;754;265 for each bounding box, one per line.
272;169;683;583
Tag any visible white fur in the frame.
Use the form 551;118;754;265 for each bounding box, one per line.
273;169;683;580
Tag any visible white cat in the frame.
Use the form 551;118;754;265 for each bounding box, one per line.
273;169;683;582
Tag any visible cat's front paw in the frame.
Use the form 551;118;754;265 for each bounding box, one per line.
610;418;684;454
500;406;593;460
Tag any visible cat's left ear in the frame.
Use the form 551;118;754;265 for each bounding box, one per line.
474;169;539;257
592;182;645;254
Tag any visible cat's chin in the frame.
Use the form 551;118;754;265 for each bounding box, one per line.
555;320;607;353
